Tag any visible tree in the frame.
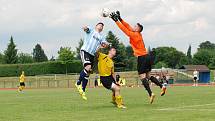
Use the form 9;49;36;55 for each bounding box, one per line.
116;43;126;65
193;49;215;66
125;46;133;57
33;44;48;62
187;45;192;64
106;31;120;49
126;57;137;71
106;31;127;68
58;47;75;62
154;47;186;68
154;61;168;69
50;56;55;61
76;39;83;59
124;46;136;70
17;53;34;64
193;41;215;69
209;58;215;69
178;55;189;67
148;46;151;54
0;53;4;64
199;41;215;50
58;47;76;74
4;36;18;64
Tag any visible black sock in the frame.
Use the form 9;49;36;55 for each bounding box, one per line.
150;76;163;88
141;78;152;97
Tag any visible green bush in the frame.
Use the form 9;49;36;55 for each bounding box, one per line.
0;61;82;77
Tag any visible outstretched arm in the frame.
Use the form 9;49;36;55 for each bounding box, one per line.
116;11;133;31
115;21;135;37
121;19;133;31
110;12;136;38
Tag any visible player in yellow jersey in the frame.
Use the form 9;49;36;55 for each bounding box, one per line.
18;71;25;92
97;47;126;109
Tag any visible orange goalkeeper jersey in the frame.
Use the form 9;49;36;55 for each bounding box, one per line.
116;20;147;57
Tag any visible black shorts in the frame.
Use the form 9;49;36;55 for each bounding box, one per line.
100;76;116;90
80;50;95;67
137;54;153;74
194;77;197;81
20;82;25;86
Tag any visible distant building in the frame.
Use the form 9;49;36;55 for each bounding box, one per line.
180;65;210;83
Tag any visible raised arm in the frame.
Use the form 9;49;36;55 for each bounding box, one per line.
82;26;91;34
116;11;133;31
96;46;103;59
110;12;135;37
115;21;135;37
121;19;133;31
96;42;109;59
101;36;111;48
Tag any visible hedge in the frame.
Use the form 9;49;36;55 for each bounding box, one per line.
0;61;82;77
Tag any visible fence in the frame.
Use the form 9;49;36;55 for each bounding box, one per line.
0;69;212;89
173;69;193;83
0;72;140;88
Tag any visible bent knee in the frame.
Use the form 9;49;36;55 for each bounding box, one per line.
112;84;120;91
84;65;92;71
139;74;146;80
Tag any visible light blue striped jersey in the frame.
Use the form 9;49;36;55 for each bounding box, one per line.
81;27;107;56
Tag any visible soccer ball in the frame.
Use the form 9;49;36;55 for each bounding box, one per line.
101;8;110;17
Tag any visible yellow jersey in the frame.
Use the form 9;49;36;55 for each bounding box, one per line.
98;52;114;76
19;74;25;83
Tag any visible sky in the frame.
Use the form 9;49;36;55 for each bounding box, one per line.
0;0;214;58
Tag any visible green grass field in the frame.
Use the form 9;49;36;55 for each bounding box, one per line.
0;86;215;121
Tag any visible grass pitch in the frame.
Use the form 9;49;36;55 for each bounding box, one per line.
0;86;215;121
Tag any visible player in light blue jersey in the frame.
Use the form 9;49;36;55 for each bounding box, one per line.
75;22;109;100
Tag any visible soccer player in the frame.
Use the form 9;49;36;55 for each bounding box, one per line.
109;11;167;104
18;71;25;93
97;47;126;109
75;22;109;100
193;69;199;86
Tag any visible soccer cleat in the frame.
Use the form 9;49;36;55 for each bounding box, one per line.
161;86;167;96
117;105;127;109
150;93;156;104
81;92;87;101
75;83;83;95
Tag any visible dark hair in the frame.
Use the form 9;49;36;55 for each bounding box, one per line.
137;23;143;32
96;22;104;26
108;47;116;51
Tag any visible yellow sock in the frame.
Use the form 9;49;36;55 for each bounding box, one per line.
115;95;123;106
112;94;116;102
18;86;22;91
21;86;25;91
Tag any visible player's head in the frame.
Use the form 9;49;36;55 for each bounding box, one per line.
108;47;116;58
95;22;104;33
133;23;143;32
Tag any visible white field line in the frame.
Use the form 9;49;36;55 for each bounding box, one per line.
157;108;215;111
157;103;215;111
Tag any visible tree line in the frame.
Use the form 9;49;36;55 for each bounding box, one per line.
0;32;214;71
